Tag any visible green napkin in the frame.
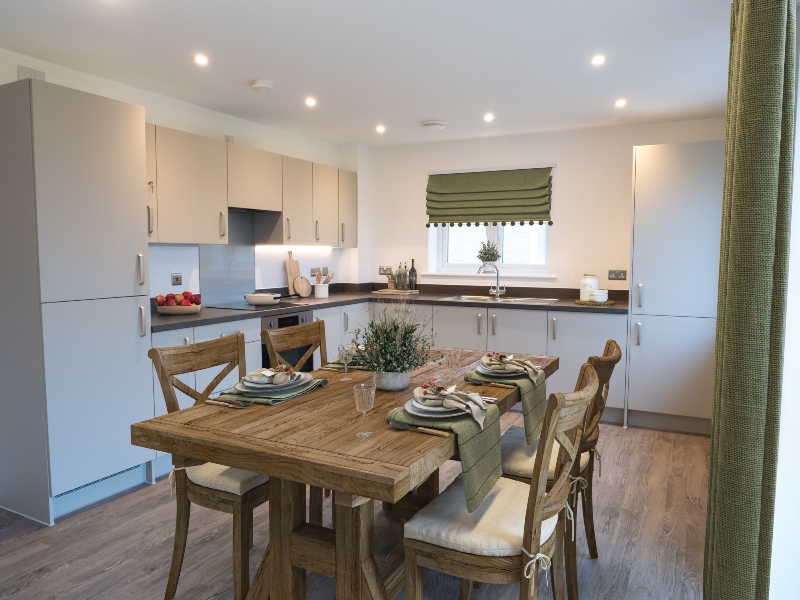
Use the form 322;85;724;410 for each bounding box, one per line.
325;360;370;371
386;404;501;513
464;369;547;445
219;378;328;406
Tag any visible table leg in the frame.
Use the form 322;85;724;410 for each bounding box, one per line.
415;469;440;499
269;477;307;600
335;492;388;600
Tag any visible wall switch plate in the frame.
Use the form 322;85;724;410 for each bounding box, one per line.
17;65;45;82
171;273;183;286
378;266;392;275
608;270;627;281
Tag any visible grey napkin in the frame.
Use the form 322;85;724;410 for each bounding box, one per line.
481;355;541;383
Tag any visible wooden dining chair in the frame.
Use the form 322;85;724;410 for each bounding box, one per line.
149;334;270;600
404;365;598;600
500;340;622;599
261;319;329;525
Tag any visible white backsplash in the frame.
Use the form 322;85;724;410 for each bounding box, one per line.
148;245;201;296
255;246;344;289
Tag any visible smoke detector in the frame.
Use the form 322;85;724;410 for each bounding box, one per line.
251;80;275;92
421;120;446;130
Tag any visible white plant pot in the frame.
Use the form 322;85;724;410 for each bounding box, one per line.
373;371;410;391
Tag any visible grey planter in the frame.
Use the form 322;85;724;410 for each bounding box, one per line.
373;371;410;392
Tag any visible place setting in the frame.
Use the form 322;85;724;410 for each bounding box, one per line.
216;365;328;406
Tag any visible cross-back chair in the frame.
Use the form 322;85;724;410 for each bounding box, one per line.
149;334;270;600
262;319;327;372
403;364;598;600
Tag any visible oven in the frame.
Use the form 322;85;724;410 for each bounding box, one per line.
261;309;314;372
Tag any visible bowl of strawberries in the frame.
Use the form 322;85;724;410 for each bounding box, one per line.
155;290;202;315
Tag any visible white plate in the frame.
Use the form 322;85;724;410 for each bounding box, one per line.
234;372;312;393
404;399;467;419
411;397;464;413
242;371;303;387
476;364;523;377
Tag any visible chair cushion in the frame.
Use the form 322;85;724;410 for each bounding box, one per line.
501;425;590;480
186;463;268;496
404;475;558;557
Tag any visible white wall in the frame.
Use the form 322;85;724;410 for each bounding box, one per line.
359;118;726;289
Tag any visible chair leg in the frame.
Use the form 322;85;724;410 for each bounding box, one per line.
404;544;424;600
164;485;191;600
551;514;566;600
582;456;599;559
232;500;252;600
459;579;474;600
309;485;323;526
565;485;580;600
248;512;255;549
473;581;483;589
519;564;538;600
324;488;331;497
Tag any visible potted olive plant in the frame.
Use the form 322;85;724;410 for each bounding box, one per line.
352;302;433;391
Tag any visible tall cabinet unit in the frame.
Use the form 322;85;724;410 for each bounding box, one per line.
627;141;724;430
0;80;154;524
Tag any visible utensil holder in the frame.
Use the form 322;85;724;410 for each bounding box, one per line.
315;283;329;298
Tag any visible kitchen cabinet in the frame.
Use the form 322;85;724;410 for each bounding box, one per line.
545;312;628;408
486;308;548;355
194;319;263;398
313;163;340;246
631;142;724;318
228;143;282;211
42;297;155;497
431;306;488;351
627;315;716;419
339;169;358;248
152;328;196;418
155;125;228;244
313;306;343;369
145;123;159;242
282;156;314;245
342;302;370;340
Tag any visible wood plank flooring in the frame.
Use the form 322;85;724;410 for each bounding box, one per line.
0;417;709;599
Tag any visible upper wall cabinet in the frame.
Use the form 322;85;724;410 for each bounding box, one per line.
339;169;358;248
145;123;158;242
228;143;282;211
282;156;314;245
155;126;228;244
313;163;339;246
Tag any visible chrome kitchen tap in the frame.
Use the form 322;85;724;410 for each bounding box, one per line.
478;262;506;299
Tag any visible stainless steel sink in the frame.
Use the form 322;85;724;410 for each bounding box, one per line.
441;295;560;305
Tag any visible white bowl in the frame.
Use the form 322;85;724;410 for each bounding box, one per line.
244;293;281;306
589;291;609;302
156;304;202;315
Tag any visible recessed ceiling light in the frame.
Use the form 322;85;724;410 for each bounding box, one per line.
194;54;208;66
305;97;317;107
591;54;606;66
376;124;386;133
484;113;495;122
614;98;627;108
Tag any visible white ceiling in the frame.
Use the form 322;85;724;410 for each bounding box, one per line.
0;0;731;146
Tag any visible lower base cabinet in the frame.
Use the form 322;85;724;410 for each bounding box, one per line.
313;306;343;369
431;305;487;350
545;311;628;408
627;314;716;420
486;308;548;355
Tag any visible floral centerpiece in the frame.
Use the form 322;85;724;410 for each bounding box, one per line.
351;302;433;391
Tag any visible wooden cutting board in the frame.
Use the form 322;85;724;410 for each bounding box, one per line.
285;251;300;295
293;275;312;298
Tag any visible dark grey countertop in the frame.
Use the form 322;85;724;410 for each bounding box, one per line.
151;292;628;333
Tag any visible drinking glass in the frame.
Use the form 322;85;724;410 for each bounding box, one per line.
445;349;462;386
339;345;354;381
353;383;377;438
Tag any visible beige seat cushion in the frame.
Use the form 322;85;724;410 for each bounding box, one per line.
186;463;268;495
404;475;557;557
501;425;590;480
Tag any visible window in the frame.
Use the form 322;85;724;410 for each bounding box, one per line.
438;223;548;273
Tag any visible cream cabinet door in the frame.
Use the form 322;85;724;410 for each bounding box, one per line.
155;126;228;244
282;156;314;245
431;306;487;352
313;163;339;246
145;123;159;242
486;308;548;355
228;143;282;211
339;169;358;248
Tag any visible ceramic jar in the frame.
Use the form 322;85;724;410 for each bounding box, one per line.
580;274;600;301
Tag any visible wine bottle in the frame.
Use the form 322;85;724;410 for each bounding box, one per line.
409;259;417;290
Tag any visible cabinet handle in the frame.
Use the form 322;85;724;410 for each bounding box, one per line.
477;313;482;335
269;321;276;328
316;220;320;241
344;312;349;331
551;317;557;340
137;253;145;285
341;223;346;243
286;218;291;240
219;212;226;237
636;322;642;345
139;306;146;337
638;283;643;308
148;180;154;194
184;337;190;345
147;205;154;234
492;314;496;335
301;316;307;323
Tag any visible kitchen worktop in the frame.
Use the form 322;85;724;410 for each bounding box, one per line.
151;291;628;333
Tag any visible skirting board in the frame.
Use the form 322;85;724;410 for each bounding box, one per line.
601;407;711;436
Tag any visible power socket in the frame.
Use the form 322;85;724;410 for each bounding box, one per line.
608;270;627;281
171;273;183;286
17;65;45;82
378;266;392;275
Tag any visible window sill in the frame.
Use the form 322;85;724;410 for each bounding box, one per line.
421;271;558;282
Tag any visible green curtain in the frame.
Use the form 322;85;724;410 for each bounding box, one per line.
425;167;552;226
705;1;795;599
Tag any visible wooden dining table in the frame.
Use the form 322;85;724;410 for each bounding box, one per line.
131;349;558;600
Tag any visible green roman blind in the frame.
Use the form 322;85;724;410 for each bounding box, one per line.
425;167;553;227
